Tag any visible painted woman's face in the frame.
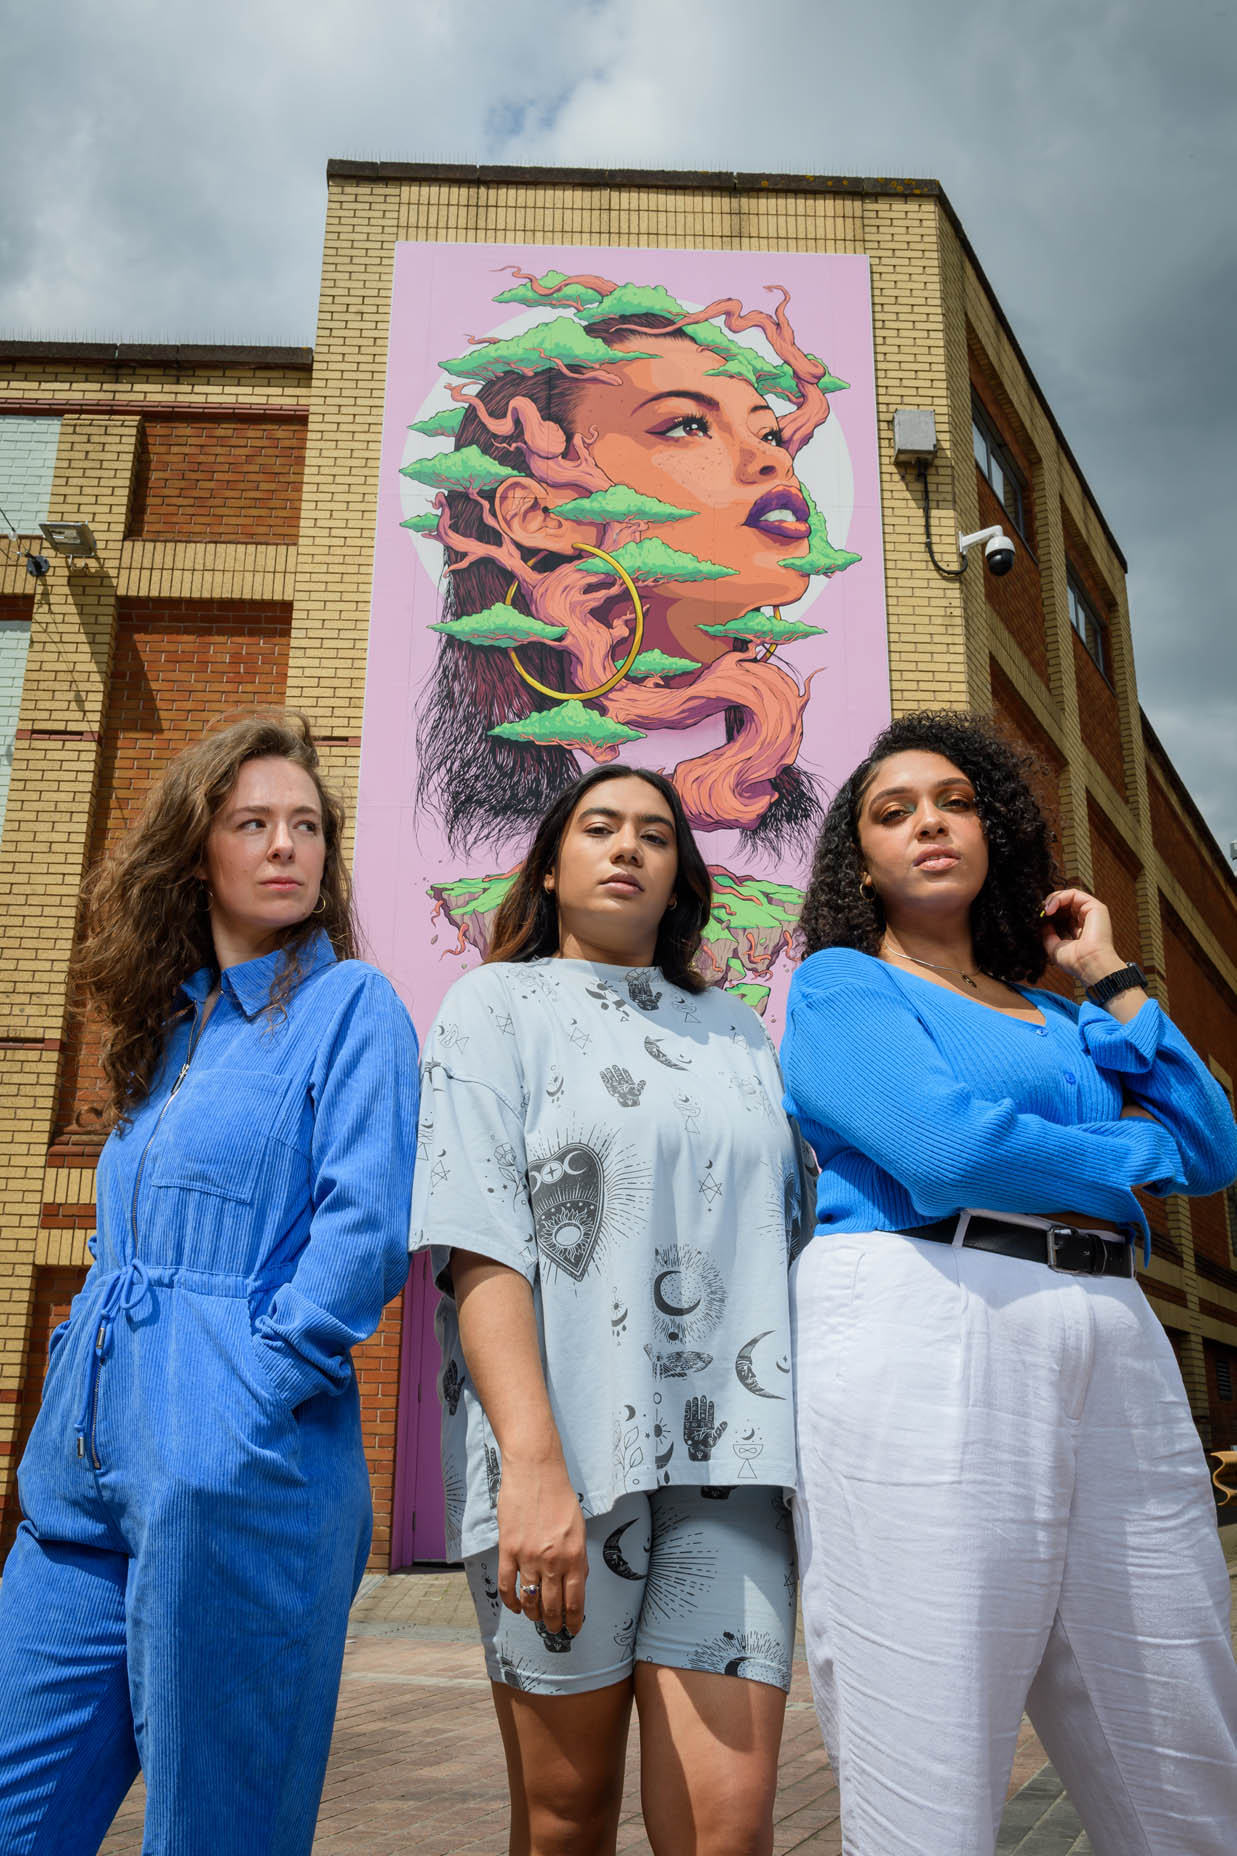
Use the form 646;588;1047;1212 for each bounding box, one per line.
564;336;812;617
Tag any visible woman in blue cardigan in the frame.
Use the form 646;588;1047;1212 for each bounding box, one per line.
0;714;418;1856
782;710;1237;1856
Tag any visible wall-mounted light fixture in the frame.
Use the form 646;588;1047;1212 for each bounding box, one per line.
39;520;97;559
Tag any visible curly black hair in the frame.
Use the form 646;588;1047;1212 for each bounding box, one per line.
797;710;1060;982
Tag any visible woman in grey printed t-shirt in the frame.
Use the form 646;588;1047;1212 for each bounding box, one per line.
410;762;809;1856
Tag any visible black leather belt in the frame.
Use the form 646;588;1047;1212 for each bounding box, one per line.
897;1214;1135;1278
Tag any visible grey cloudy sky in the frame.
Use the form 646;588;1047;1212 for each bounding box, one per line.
4;0;1234;864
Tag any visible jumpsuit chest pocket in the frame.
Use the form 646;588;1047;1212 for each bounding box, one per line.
148;1068;291;1206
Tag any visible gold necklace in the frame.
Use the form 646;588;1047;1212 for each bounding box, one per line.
886;947;983;991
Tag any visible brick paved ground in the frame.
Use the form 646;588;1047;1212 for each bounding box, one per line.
96;1528;1237;1854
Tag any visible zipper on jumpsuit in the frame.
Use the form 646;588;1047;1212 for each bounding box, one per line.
81;1002;210;1467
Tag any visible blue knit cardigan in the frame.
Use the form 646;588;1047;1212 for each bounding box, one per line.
781;947;1237;1259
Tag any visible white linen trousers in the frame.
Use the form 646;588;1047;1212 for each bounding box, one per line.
790;1225;1237;1856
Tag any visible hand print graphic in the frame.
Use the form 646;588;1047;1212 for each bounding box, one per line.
683;1396;727;1463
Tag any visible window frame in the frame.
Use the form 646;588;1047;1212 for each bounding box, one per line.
971;395;1029;542
1217;1353;1234;1403
1066;570;1109;679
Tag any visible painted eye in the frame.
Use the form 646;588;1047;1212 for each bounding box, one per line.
660;413;710;439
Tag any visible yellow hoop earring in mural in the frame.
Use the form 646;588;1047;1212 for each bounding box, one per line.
505;543;645;702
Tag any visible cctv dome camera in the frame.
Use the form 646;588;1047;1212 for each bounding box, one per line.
984;532;1015;577
958;525;1016;579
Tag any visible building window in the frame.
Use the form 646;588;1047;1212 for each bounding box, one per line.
971;397;1027;537
1067;572;1108;677
1218;1355;1234;1402
1225;1179;1237;1266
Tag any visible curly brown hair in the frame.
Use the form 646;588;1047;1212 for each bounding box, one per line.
487;764;712;993
797;710;1060;982
76;711;357;1126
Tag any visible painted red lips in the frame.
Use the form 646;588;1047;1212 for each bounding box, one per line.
744;488;811;544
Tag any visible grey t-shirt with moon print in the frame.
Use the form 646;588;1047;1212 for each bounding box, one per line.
409;956;805;1563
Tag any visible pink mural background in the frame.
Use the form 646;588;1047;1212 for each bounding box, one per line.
355;242;891;1561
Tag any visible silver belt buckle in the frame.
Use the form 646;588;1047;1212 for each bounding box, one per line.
1046;1223;1092;1272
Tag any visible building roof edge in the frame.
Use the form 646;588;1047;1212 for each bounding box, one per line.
0;342;313;368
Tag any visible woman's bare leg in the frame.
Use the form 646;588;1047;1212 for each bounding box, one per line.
635;1663;786;1856
490;1677;634;1856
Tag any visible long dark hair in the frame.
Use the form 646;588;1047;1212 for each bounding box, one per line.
797;709;1059;982
77;712;357;1125
415;312;820;856
487;764;712;993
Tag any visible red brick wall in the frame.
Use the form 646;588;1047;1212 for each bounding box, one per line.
976;472;1048;684
989;662;1064;835
1072;633;1124;796
129;415;307;543
54;598;292;1137
0;1266;88;1560
1161;904;1237;1272
969;356;1047;685
352;1293;406;1571
1148;768;1237;973
1087;800;1143;968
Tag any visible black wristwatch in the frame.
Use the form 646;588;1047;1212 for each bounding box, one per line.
1085;962;1147;1007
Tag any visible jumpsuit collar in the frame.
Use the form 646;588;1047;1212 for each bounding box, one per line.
179;932;338;1021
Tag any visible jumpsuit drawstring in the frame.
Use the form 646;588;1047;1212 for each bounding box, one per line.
74;1259;152;1458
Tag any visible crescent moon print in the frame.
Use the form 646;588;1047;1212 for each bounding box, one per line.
651;1243;727;1346
602;1517;649;1582
689;1629;789;1690
735;1332;787;1401
644;1035;689;1070
528;1122;652;1284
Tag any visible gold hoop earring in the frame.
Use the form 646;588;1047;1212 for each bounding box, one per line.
859;874;876;903
312;895;327;917
505;543;645;702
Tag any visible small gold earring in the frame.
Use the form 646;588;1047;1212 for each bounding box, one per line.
312;895;327;917
859;874;876;902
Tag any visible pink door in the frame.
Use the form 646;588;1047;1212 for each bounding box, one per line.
391;1252;448;1565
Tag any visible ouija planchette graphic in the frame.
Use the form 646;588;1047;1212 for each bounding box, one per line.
528;1141;606;1279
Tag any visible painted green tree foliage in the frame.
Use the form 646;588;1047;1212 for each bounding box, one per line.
401;266;861;824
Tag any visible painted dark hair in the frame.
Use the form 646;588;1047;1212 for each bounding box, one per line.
415;312;820;856
797;709;1060;982
487;763;712;993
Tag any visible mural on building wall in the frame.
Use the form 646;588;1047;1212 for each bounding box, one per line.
357;244;890;1037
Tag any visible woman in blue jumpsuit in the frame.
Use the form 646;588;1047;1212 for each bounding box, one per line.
0;713;419;1856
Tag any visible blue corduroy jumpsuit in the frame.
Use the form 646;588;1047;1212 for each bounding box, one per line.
0;935;418;1856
